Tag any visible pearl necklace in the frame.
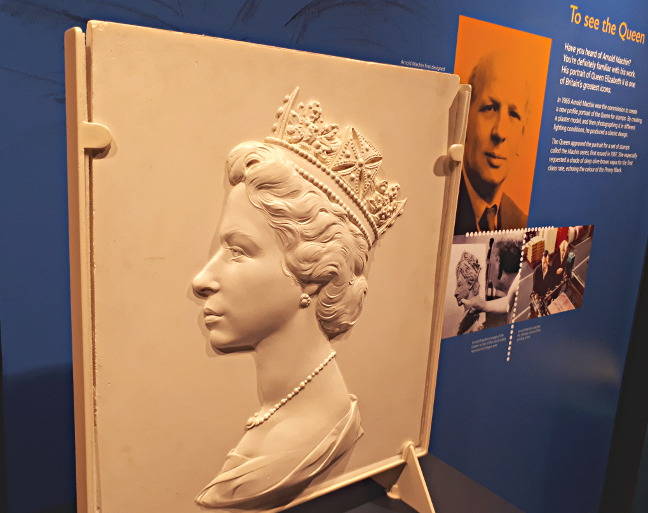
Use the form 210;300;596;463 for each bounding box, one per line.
245;350;337;430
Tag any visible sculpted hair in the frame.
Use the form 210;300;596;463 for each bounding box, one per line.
457;251;481;285
226;141;370;339
456;251;481;297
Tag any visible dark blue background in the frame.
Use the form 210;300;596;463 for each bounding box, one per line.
1;1;646;512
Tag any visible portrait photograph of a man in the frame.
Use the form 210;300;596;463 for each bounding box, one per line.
453;16;552;235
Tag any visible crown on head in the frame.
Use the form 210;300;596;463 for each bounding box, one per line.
265;87;406;247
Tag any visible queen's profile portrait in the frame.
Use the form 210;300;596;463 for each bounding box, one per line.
454;251;484;335
191;88;406;511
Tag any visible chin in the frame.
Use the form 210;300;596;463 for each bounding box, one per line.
479;165;509;187
208;332;255;353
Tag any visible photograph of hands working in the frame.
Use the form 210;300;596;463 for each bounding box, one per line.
442;232;523;338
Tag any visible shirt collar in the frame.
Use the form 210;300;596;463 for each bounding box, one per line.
462;167;504;232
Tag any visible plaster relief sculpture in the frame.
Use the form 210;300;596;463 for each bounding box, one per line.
67;22;468;513
454;251;484;335
191;88;406;511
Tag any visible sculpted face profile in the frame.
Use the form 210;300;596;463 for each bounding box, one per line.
191;88;406;511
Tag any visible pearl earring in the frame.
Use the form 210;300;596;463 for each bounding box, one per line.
299;293;311;308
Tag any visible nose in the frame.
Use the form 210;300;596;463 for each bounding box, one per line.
192;257;221;299
491;111;508;145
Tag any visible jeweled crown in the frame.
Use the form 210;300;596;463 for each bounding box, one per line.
265;87;406;246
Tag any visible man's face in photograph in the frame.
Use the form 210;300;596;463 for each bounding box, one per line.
541;253;549;275
464;56;527;192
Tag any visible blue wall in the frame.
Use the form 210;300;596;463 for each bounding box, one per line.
1;2;647;513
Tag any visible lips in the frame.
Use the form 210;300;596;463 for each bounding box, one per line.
203;307;224;326
484;152;506;168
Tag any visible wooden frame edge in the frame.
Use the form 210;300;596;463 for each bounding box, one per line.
65;26;96;513
418;83;471;452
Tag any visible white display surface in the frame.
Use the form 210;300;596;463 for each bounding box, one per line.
66;20;467;513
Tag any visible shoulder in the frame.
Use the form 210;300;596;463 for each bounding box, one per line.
500;193;527;229
238;396;350;457
263;411;328;451
233;411;322;459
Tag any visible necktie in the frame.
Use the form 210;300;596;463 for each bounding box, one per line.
479;205;498;232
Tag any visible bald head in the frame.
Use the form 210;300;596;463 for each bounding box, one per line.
468;52;530;116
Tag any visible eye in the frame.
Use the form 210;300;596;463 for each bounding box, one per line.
227;246;246;260
479;103;495;113
509;108;521;120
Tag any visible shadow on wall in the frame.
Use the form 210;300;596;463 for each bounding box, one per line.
633;433;648;513
422;455;523;513
2;365;76;513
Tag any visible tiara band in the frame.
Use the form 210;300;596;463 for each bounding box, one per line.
265;137;377;245
265;87;406;247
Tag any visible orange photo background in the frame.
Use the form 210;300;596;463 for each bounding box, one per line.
454;16;552;218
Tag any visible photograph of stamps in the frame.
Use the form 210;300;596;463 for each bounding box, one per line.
442;225;594;341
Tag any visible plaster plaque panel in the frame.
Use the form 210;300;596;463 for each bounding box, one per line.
66;21;467;513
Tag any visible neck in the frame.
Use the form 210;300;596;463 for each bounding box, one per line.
505;270;517;284
253;306;335;407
